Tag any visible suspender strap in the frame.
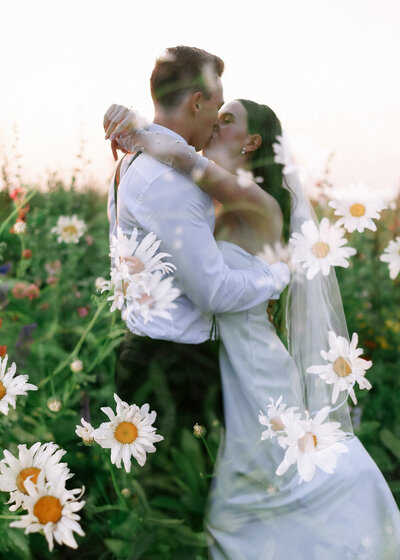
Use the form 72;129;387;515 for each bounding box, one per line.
113;151;142;222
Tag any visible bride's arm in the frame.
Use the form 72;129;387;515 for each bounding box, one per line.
104;105;282;224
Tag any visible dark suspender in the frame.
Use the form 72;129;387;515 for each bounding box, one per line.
113;151;142;222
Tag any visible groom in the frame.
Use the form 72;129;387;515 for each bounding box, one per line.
106;46;285;434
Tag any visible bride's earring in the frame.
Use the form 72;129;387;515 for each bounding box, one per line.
241;147;246;155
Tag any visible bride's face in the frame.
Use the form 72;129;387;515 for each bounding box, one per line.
203;100;248;168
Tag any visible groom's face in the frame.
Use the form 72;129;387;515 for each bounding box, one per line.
191;78;224;151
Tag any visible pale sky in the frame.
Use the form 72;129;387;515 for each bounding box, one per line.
1;0;399;195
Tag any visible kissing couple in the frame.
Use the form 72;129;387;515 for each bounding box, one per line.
104;46;400;559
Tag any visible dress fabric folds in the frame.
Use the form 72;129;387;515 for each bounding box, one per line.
205;241;400;560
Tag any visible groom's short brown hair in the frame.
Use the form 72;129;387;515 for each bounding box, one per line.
150;46;224;110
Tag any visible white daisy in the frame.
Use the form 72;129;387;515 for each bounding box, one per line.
51;215;87;244
306;331;372;405
0;442;72;511
289;218;356;280
276;407;348;483
10;471;85;552
127;272;180;324
328;182;387;233
380;237;400;280
110;226;175;282
272;131;298;175
259;395;300;444
101;268;142;313
75;419;95;445
0;355;37;415
91;393;164;472
256;241;292;267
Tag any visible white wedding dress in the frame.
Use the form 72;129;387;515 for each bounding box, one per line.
205;241;400;560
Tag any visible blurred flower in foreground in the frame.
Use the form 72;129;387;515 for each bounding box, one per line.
272;131;297;175
290;218;356;280
70;359;83;373
0;442;72;511
328;182;387;233
22;249;32;259
193;423;207;438
51;215;87;244
47;397;62;412
126;271;180;324
380;237;400;280
91;393;164;472
0;355;37;415
75;418;94;445
10;471;85;552
275;407;348;483
307;331;372;405
257;241;292;267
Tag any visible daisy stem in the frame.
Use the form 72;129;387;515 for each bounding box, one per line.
38;297;108;388
0;515;20;520
0;189;37;236
107;457;128;510
200;434;216;467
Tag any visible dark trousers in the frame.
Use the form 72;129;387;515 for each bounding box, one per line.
115;330;222;441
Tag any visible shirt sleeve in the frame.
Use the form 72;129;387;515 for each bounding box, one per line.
133;168;289;314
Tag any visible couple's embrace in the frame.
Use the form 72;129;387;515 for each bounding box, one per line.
105;46;400;559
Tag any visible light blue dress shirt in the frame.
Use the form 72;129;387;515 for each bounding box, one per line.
107;123;289;343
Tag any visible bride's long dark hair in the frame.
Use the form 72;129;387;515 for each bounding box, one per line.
238;99;291;242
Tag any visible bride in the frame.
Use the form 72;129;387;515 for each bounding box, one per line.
104;99;400;558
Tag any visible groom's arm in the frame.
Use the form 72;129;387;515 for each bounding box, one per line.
134;167;289;314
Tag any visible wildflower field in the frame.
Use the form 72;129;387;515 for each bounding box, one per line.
0;167;399;559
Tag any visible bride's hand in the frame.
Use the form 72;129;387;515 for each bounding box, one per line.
103;104;138;140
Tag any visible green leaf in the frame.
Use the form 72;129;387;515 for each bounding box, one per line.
380;429;400;461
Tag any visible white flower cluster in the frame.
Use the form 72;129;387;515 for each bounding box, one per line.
51;215;87;244
259;397;348;483
100;227;180;323
0;442;85;551
260;328;373;483
75;393;164;473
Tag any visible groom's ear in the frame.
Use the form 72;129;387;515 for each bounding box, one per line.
246;133;262;153
190;92;203;114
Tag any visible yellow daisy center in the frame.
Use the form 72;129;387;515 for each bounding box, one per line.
33;495;62;524
311;241;330;259
350;203;366;217
123;255;145;274
270;416;285;432
0;381;6;400
62;225;78;236
298;432;318;453
16;467;41;494
115;421;138;444
333;357;352;377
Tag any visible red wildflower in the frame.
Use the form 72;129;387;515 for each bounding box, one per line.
22;249;32;258
0;345;7;357
77;306;90;317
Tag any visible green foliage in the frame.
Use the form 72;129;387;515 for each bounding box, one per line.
0;179;399;558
